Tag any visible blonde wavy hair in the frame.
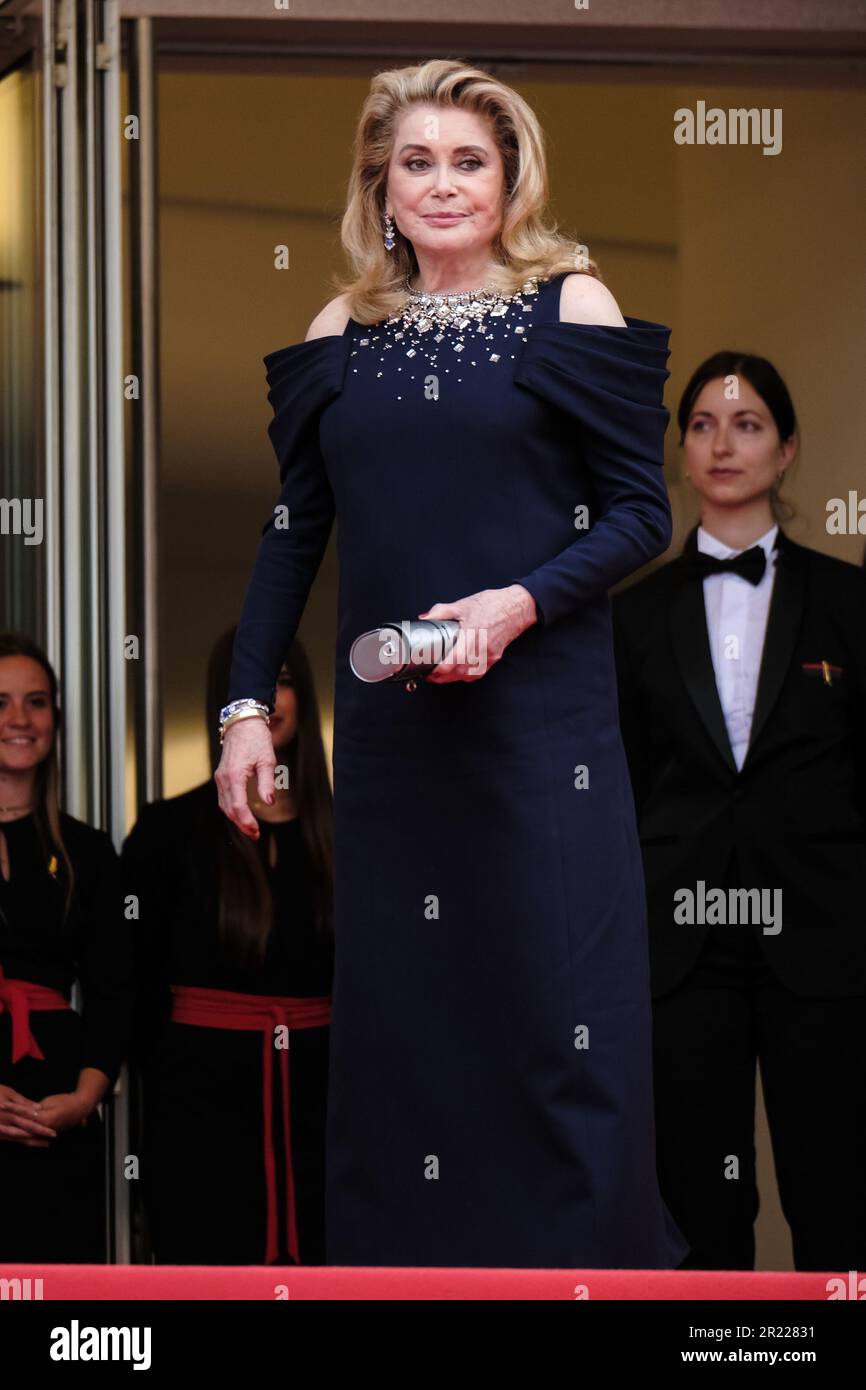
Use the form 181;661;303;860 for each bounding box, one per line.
332;58;600;325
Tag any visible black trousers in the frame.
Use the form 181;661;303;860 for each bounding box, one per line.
652;848;866;1272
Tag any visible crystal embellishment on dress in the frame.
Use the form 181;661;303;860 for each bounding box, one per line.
347;276;546;395
387;277;540;335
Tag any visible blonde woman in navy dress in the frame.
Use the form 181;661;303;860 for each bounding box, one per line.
216;59;689;1269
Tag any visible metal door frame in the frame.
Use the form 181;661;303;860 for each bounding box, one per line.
38;0;132;1262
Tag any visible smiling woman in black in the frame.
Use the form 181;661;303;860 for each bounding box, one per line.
0;633;133;1264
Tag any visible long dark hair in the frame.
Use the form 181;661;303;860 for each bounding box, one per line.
0;632;76;921
206;627;334;965
677;351;799;524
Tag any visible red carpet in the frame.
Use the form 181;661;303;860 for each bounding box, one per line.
0;1264;849;1299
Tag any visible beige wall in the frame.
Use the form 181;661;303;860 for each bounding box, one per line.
673;83;866;554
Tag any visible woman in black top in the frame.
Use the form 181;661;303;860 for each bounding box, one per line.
121;629;334;1265
0;633;133;1263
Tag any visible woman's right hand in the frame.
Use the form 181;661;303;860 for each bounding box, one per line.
214;716;275;840
0;1084;58;1147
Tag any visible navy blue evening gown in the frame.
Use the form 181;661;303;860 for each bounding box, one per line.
228;270;690;1268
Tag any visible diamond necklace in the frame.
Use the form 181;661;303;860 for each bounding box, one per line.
390;275;541;334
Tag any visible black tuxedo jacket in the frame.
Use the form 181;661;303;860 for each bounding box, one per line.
611;525;866;999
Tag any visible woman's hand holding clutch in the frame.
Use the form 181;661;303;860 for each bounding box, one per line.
419;585;537;683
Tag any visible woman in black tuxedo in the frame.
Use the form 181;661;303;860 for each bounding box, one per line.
611;352;866;1272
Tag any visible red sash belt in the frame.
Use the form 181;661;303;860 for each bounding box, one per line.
170;984;331;1266
0;965;71;1063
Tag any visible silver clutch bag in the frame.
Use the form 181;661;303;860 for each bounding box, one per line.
349;619;462;683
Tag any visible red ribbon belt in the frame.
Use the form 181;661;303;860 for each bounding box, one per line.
170;984;331;1266
0;965;71;1063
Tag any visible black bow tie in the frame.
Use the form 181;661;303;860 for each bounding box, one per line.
685;545;767;586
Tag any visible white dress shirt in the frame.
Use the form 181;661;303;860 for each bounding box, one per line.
697;522;779;770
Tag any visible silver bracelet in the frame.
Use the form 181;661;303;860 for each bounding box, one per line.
219;698;271;742
219;709;270;745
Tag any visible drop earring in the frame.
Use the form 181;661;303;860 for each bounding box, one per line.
383;211;395;252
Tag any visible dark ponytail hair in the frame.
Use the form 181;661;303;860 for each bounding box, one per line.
677;351;798;524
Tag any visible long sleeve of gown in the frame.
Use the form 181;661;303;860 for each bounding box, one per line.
510;318;673;627
226;337;348;709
